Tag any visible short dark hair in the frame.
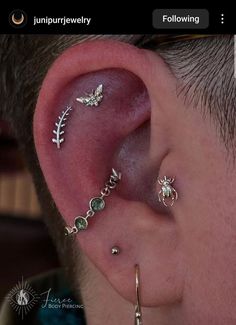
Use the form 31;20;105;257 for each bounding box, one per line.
158;35;236;150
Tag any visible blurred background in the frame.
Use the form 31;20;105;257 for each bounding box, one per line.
0;121;59;302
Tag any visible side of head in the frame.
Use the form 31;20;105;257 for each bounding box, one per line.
1;35;236;324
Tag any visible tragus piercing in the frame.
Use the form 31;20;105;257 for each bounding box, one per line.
52;106;72;149
65;168;121;236
157;176;178;207
76;84;103;107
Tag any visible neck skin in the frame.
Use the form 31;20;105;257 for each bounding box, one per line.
76;252;183;325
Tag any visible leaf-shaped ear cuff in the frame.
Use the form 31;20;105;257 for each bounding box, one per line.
65;168;122;236
52;106;72;149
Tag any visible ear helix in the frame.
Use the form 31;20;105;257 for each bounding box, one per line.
51;84;104;149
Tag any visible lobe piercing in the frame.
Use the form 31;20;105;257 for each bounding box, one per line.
111;246;120;255
76;84;103;107
134;264;143;325
65;168;121;236
52;106;72;149
158;176;178;207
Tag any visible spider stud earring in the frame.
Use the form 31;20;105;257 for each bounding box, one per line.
158;176;178;207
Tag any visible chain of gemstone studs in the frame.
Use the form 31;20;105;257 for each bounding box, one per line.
65;168;121;236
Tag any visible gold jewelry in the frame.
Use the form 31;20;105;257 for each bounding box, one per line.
134;264;143;325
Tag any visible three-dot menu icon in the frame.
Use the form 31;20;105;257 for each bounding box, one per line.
221;13;224;24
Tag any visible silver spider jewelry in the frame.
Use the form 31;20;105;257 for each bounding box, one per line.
52;106;72;149
158;176;178;207
76;84;103;107
65;168;121;236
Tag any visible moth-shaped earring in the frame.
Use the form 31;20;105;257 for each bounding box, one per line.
76;84;103;107
52;106;72;149
158;176;178;207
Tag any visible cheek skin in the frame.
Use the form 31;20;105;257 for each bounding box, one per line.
170;107;236;324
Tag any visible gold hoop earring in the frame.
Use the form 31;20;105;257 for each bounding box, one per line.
134;264;143;325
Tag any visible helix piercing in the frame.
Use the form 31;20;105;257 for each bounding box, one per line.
111;246;120;255
65;168;121;236
52;106;72;149
134;264;143;325
158;176;178;207
76;84;103;107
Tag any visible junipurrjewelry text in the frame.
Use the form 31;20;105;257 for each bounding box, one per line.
158;176;178;207
65;168;121;236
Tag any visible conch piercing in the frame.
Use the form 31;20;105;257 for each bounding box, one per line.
158;176;178;207
65;168;121;236
76;84;103;107
52;106;72;149
134;264;143;325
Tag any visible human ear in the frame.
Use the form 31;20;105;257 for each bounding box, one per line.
34;39;185;307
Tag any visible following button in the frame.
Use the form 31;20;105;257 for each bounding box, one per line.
152;9;209;29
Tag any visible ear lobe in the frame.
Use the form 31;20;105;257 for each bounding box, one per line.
34;40;185;307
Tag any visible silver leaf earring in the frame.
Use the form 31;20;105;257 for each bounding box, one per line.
157;176;178;207
52;106;72;149
76;84;103;107
65;168;121;236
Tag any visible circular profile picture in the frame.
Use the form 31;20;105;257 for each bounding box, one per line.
9;9;27;28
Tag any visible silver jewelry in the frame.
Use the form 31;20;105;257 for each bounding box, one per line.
65;168;121;236
158;176;178;207
111;246;120;255
134;264;143;325
52;106;72;149
76;84;103;107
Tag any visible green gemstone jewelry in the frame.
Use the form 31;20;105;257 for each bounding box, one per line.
65;168;121;236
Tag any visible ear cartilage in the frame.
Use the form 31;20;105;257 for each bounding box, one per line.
65;168;122;236
157;176;178;207
52;106;72;149
76;84;103;107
